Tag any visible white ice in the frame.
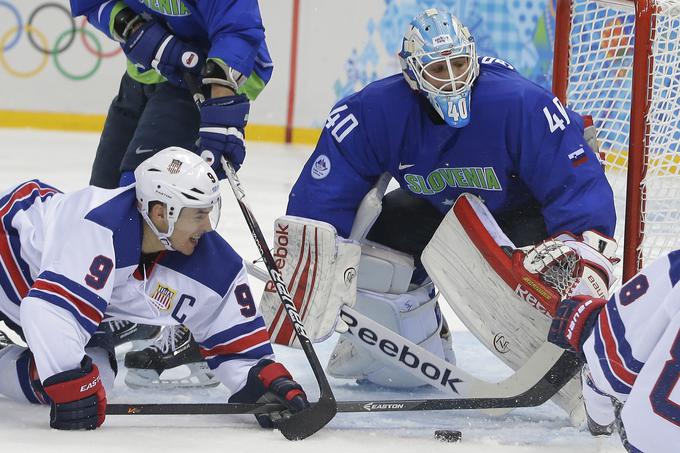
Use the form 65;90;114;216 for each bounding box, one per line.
0;129;624;452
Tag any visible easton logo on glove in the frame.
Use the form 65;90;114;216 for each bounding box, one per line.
79;375;101;393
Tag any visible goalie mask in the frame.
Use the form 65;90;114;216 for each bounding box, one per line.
399;8;479;128
135;147;221;251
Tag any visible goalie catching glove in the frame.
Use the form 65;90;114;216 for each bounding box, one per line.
228;359;309;428
519;230;618;315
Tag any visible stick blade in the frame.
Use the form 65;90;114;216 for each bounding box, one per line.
276;396;337;440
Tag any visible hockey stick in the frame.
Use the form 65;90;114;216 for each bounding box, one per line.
181;73;337;440
246;260;575;407
108;349;580;414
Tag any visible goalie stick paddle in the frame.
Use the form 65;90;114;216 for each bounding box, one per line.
108;349;580;415
246;261;579;412
181;73;337;440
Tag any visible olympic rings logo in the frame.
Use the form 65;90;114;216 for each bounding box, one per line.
0;1;122;80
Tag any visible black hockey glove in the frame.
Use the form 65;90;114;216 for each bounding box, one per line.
229;359;309;428
42;355;107;430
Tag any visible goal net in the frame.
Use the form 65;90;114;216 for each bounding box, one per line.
553;0;680;281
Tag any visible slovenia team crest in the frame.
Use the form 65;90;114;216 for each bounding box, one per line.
311;154;331;179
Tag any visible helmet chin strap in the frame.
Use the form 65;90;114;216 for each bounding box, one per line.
141;211;176;251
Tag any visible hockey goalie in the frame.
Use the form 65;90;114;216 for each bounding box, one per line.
260;190;617;427
259;7;620;434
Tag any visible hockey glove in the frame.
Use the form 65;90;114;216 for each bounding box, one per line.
522;230;617;304
122;19;205;87
42;355;107;430
229;359;309;428
548;295;607;354
198;94;250;176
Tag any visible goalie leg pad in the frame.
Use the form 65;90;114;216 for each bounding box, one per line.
356;241;415;294
326;284;448;388
422;193;585;425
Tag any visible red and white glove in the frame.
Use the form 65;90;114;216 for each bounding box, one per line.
42;355;107;430
522;230;618;303
229;359;309;428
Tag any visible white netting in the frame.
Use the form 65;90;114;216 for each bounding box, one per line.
563;0;680;276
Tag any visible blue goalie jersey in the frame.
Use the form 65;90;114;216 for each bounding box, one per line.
287;58;616;239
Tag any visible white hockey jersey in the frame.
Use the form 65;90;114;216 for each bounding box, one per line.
583;249;680;452
0;180;274;396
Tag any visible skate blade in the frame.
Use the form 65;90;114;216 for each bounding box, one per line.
115;339;159;360
124;366;220;389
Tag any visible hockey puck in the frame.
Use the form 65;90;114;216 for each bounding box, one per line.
434;429;462;442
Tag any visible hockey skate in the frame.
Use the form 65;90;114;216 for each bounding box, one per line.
109;320;162;349
124;325;219;389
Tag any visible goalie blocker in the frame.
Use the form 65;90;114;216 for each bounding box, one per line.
259;216;361;347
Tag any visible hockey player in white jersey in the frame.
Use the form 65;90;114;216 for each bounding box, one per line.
547;250;680;452
0;148;308;430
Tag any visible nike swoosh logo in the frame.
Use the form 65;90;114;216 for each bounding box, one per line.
135;146;156;155
398;163;415;170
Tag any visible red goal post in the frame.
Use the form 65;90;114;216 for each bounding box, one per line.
553;0;680;281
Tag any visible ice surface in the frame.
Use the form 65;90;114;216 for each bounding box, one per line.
0;129;623;452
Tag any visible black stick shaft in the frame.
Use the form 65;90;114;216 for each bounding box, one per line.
184;73;332;395
183;73;336;439
108;350;580;415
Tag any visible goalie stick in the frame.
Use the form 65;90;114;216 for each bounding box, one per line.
246;262;581;408
183;73;336;440
107;348;580;414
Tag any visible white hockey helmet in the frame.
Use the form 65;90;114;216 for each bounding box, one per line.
134;147;221;250
398;8;479;128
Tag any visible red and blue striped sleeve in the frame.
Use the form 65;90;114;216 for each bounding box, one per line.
589;301;644;396
27;271;108;335
199;317;273;369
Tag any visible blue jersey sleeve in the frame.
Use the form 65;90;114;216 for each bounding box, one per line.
287;95;388;237
194;0;267;78
69;0;119;39
516;87;616;236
